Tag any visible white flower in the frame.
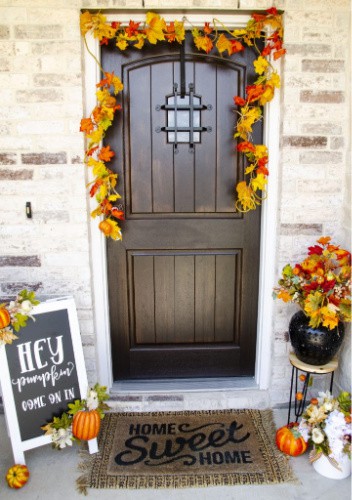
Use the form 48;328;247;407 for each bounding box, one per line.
312;428;325;444
19;300;33;314
86;390;99;410
52;427;73;449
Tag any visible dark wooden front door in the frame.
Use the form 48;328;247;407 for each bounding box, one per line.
102;34;262;380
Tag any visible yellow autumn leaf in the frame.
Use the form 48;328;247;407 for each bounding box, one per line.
216;34;232;55
253;56;269;75
269;72;281;88
259;84;275;106
87;158;108;177
112;75;123;95
108;193;121;201
134;34;146;49
251;173;267;192
174;20;185;43
320;306;339;330
91;206;103;218
276;290;292;303
87;126;104;144
254;145;268;159
232;28;247;37
245;164;256;174
116;38;128;51
145;12;166;44
96;182;108;202
80;12;93;36
236;181;257;212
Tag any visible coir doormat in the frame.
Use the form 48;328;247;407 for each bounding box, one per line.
77;409;297;493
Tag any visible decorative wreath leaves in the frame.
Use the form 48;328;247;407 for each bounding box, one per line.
80;7;285;240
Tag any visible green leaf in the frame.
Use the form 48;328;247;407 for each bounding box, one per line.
51;412;72;430
12;313;28;332
67;399;86;415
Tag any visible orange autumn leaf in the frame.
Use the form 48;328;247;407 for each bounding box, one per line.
80;118;94;134
194;35;213;54
125;20;141;37
317;236;331;246
98;145;115;162
203;22;213;35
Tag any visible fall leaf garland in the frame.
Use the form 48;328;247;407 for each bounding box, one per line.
80;8;286;240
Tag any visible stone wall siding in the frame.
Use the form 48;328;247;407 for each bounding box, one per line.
0;0;350;402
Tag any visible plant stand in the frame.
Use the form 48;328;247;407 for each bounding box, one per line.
287;352;338;426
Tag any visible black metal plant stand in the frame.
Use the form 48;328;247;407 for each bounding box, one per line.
287;352;338;426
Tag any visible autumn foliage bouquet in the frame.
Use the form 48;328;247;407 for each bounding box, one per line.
273;237;351;329
298;391;351;468
0;290;39;346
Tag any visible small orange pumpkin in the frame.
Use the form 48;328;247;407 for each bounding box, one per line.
0;307;11;329
6;464;30;489
72;410;101;441
276;423;308;456
98;220;113;236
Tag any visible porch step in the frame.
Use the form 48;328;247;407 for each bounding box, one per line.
108;378;271;412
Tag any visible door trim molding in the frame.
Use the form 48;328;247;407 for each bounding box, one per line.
83;10;282;390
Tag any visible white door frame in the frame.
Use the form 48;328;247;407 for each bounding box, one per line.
83;10;282;390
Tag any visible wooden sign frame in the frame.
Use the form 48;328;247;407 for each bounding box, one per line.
0;297;98;464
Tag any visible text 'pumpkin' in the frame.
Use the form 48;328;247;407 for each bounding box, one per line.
276;423;308;456
72;409;101;441
6;464;30;489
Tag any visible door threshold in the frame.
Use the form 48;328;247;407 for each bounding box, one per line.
111;377;258;395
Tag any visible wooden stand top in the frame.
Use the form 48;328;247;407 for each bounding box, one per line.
289;352;338;374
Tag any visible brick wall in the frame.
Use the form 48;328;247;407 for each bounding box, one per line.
0;0;350;402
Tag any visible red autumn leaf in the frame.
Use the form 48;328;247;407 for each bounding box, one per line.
230;40;244;54
111;22;121;30
89;179;103;197
273;48;286;60
111;207;125;220
125;20;141;37
100;37;109;46
86;145;99;156
266;7;278;15
252;13;267;22
257;164;269;176
100;199;113;214
237;141;255;153
246;84;265;103
80;118;94;134
98;145;115;162
203;22;213;35
308;245;323;256
261;45;272;57
234;96;246;107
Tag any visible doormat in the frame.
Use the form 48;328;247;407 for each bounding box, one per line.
77;409;297;493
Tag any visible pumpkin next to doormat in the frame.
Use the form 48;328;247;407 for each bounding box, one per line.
6;464;30;489
276;423;308;457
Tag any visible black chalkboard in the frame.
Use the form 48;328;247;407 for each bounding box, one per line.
5;309;80;441
0;298;96;464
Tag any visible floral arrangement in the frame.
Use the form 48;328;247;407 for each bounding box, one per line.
0;290;39;346
41;383;110;449
298;391;351;468
80;7;285;240
273;236;351;329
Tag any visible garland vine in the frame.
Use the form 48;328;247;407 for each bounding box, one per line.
80;7;286;241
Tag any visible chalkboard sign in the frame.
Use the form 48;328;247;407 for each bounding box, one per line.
0;297;98;464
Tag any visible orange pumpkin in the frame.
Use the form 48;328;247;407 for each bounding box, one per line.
276;423;308;456
0;307;11;329
98;220;112;236
6;464;30;489
72;410;101;440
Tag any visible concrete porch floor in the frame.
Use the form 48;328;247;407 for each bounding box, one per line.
0;410;350;500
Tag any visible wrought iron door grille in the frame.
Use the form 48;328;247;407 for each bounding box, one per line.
156;83;212;152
